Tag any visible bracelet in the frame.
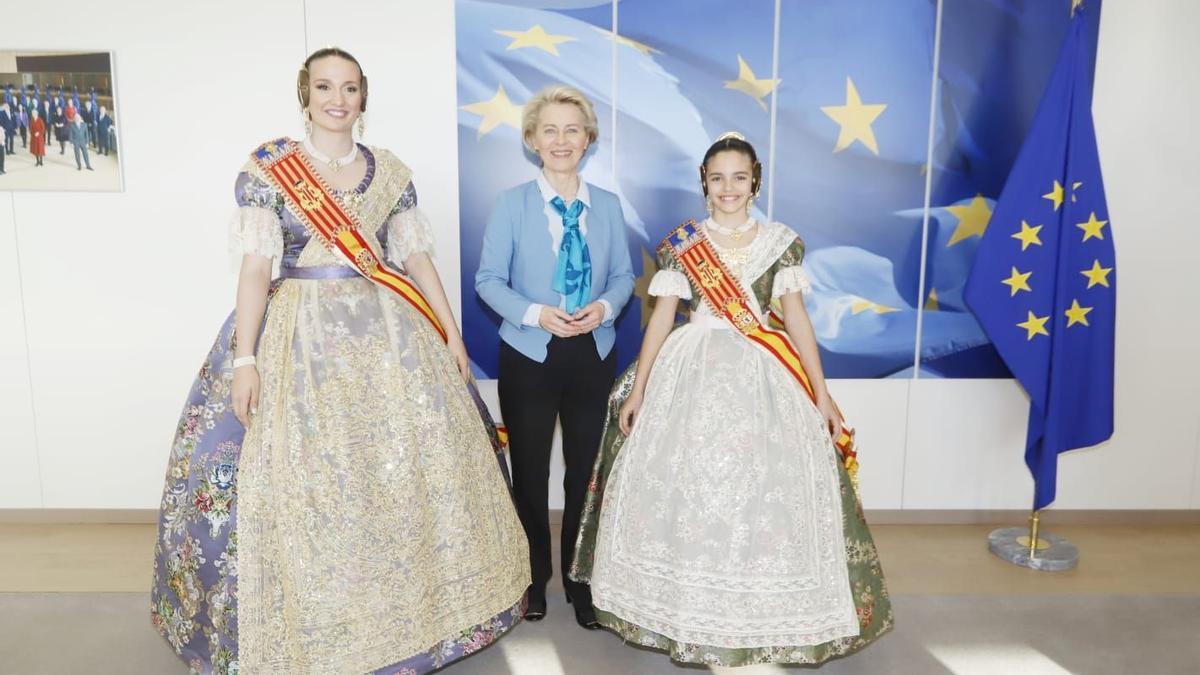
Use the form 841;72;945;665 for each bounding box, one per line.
232;356;257;369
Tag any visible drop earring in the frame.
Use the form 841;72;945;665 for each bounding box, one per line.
356;114;366;138
303;110;312;137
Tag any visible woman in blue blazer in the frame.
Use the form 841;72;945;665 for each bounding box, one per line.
476;85;634;629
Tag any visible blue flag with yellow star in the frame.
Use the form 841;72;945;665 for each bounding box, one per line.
964;2;1114;510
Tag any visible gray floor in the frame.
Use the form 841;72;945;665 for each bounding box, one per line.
2;592;1198;675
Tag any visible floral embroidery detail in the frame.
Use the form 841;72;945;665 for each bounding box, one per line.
153;593;197;654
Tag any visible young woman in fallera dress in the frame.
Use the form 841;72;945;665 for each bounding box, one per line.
571;133;893;668
150;47;528;674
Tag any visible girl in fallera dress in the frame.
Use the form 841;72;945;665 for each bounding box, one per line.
571;133;893;667
151;47;529;674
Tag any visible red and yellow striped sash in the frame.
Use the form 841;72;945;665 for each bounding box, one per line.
251;138;447;343
659;220;858;477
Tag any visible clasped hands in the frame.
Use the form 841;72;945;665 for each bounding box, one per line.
538;302;605;338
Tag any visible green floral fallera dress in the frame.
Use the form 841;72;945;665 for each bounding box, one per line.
570;221;893;667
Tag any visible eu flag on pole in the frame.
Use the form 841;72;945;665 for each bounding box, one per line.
964;1;1114;510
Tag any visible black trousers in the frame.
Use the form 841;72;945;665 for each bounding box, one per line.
499;335;615;599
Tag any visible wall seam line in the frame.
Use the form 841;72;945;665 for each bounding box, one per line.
10;195;46;507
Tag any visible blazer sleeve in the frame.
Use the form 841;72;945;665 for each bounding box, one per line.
475;190;539;327
595;196;636;327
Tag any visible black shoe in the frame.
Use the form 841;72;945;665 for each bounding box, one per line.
523;586;546;621
565;588;601;630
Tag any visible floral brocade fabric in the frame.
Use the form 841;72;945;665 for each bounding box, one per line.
570;222;893;667
151;144;529;674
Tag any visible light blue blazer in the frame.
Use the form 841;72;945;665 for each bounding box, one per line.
475;180;635;363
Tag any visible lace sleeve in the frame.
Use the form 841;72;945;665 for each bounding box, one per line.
650;246;692;299
385;209;436;269
228;170;283;266
770;236;809;298
771;266;812;298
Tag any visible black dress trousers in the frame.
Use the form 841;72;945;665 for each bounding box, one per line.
498;333;615;599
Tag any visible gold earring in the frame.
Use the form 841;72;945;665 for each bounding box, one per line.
356;114;366;138
747;194;756;211
705;196;714;216
303;110;312;137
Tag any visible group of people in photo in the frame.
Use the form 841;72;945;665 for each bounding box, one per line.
150;47;892;675
0;83;114;175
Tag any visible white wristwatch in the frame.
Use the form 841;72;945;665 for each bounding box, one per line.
232;356;257;369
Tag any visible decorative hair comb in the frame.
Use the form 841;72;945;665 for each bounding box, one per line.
715;131;747;142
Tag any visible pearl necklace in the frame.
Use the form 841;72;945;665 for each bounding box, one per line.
703;216;757;241
303;137;358;172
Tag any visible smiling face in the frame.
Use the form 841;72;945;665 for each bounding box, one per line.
703;149;755;217
530;102;589;174
305;55;363;134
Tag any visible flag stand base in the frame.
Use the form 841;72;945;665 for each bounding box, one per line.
988;527;1078;571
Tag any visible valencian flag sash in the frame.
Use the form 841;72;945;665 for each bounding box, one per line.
660;220;859;479
251;137;447;343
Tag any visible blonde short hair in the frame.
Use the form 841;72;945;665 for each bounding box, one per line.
521;85;599;152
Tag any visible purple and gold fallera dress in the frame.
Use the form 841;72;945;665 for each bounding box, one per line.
151;144;529;674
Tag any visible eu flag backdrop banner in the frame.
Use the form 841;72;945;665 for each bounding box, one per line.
456;0;1077;379
964;2;1113;510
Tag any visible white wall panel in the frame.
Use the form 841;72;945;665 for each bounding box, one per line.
0;195;43;507
828;379;909;509
902;379;1035;509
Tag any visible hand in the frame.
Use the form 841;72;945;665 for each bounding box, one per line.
538;306;582;338
231;364;260;428
570;302;606;334
816;392;844;447
618;389;644;436
447;337;471;381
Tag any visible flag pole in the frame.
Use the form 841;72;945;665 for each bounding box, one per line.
1029;510;1042;557
1017;509;1049;558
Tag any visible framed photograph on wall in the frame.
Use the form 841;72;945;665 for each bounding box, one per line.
0;50;122;192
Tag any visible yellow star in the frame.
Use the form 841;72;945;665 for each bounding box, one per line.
724;55;779;112
592;27;660;55
1043;180;1064;211
1012;220;1044;251
460;84;523;138
632;247;659;330
1001;266;1033;296
1072;0;1084;16
925;288;940;311
1081;259;1113;289
944;194;993;246
850;297;900;315
1076;212;1108;242
495;25;577;56
1017;311;1050;340
1064;299;1093;327
821;77;887;155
